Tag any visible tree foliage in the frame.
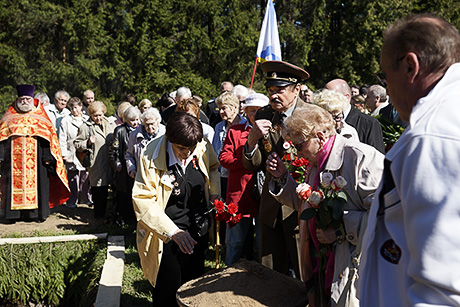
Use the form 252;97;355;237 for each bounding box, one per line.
1;0;460;114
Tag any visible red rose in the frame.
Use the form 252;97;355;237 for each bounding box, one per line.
291;157;309;167
227;203;238;215
213;199;225;212
228;213;242;228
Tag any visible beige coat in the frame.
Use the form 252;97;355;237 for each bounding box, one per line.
132;135;220;286
74;117;116;186
269;135;384;305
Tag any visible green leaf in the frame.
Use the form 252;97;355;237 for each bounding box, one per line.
299;208;317;221
337;191;348;202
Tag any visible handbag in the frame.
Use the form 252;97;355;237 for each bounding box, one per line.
76;150;91;167
76;123;92;168
336;213;368;307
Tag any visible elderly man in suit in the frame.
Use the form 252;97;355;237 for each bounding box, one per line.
243;61;309;279
326;79;385;153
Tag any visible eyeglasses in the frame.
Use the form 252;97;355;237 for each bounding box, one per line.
375;55;405;87
331;112;344;122
293;140;306;151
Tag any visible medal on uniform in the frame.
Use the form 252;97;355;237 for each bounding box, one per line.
263;134;272;152
192;157;198;170
173;188;181;196
174;182;179;187
169;171;175;183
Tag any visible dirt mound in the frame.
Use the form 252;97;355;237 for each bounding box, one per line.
177;259;308;307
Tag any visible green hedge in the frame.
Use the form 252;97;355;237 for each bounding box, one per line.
0;240;106;306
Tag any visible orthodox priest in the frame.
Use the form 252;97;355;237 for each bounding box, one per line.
0;84;70;222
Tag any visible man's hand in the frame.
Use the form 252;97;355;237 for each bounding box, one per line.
266;152;287;178
172;229;197;254
247;119;272;151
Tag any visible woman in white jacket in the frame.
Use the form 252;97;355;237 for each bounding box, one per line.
58;97;91;208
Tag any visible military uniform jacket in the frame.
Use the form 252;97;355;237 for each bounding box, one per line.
242;97;305;228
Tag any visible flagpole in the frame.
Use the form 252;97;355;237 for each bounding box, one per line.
250;57;259;89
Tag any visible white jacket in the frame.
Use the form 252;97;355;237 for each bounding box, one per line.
359;63;460;306
58;114;89;171
45;104;71;132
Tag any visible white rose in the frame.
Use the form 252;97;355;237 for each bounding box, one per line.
320;172;334;188
332;176;347;190
296;183;312;200
307;190;325;208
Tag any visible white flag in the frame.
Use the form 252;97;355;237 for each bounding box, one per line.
256;0;282;62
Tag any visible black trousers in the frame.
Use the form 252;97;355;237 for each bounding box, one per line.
91;186;108;219
152;233;208;306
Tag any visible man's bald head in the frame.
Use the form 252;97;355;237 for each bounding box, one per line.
325;79;352;105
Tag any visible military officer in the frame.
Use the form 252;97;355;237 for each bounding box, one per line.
243;61;309;279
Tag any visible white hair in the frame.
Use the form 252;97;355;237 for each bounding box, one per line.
369;85;388;102
83;89;94;97
141;107;162;124
34;92;50;105
54;90;70;100
123;106;141;121
232;85;249;100
176;87;192;100
313;89;349;113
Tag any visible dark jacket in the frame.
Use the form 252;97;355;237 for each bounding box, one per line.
108;123;134;193
242;98;305;227
345;106;385;153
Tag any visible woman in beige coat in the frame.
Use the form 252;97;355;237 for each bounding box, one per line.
74;101;116;219
266;104;384;307
132;112;220;305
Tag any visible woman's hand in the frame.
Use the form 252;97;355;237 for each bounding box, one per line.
172;229;197;254
315;227;337;244
266;152;287;178
88;135;96;145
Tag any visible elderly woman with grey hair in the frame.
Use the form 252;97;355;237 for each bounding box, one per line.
313;89;359;141
266;104;383;306
125;107;165;179
75;101;116;219
109;106;141;224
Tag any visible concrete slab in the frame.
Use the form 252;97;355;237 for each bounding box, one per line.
95;235;125;307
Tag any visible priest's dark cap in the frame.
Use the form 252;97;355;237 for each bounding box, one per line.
17;84;35;97
261;61;310;87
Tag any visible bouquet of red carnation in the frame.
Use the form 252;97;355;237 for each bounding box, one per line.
209;199;241;228
287;157;309;184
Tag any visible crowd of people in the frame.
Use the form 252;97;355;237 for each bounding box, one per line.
1;12;459;307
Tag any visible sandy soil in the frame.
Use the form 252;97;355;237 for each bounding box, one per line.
0;203;106;237
177;259;308;307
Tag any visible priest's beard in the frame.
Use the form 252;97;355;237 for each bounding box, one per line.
16;101;34;113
